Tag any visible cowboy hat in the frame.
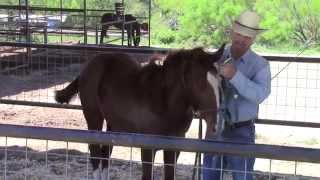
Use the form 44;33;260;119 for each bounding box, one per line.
232;10;266;37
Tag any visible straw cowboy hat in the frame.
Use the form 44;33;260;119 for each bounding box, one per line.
232;10;266;37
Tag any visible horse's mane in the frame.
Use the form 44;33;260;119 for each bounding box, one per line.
138;48;206;87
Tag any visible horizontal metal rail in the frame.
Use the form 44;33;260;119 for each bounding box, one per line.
0;42;319;63
0;123;319;163
0;42;169;54
0;5;114;13
1;99;319;128
0;99;82;110
255;119;320;128
0;5;84;13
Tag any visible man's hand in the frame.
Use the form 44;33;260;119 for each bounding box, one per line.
220;63;237;79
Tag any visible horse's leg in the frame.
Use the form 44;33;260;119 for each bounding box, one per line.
133;24;141;47
141;148;156;180
101;124;113;180
127;28;132;47
163;150;180;180
100;26;107;44
82;106;104;180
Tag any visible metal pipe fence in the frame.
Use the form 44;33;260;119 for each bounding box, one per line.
0;124;319;179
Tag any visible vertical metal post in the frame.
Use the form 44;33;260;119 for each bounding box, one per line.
25;0;30;43
148;0;151;47
198;119;203;179
25;0;32;71
44;0;48;44
44;26;48;44
24;138;28;180
60;0;63;43
18;0;22;42
95;24;98;45
192;118;203;180
121;0;125;46
83;0;87;44
4;137;7;180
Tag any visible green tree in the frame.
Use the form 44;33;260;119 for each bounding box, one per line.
256;0;320;46
176;0;248;46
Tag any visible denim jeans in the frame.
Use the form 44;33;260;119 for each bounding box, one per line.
203;123;255;180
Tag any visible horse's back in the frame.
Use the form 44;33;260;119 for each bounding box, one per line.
78;53;139;104
124;14;136;21
100;13;115;23
101;13;136;22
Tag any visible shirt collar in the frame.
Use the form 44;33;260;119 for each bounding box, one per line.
226;45;252;64
239;48;252;64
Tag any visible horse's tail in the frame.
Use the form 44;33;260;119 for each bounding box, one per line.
55;77;79;104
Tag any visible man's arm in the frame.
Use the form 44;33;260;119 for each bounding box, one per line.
229;65;271;104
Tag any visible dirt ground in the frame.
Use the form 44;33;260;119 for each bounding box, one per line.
0;52;319;179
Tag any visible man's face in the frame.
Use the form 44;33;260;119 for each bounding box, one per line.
230;31;255;57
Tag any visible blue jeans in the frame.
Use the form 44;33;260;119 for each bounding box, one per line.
203;124;255;180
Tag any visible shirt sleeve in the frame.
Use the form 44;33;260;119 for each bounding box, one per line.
229;64;271;104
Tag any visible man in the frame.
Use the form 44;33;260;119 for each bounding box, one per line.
203;10;271;180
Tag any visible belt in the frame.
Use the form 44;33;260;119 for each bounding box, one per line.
225;119;254;129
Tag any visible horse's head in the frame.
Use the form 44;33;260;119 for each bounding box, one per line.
163;44;225;138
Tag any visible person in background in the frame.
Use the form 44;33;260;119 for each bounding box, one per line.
203;10;271;180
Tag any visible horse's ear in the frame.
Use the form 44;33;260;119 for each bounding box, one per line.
210;43;226;63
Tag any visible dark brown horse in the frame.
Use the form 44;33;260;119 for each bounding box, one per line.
100;13;148;47
54;45;225;180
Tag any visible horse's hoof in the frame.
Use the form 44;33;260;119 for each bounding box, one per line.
93;169;102;180
101;168;109;180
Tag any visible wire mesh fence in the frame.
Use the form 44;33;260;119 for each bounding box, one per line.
0;45;84;105
260;60;320;123
0;124;319;180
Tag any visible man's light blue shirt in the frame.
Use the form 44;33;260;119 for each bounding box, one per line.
221;45;271;123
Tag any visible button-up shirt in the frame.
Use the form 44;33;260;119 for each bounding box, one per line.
220;45;271;123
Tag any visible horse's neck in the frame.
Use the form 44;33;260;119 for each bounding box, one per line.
165;85;191;110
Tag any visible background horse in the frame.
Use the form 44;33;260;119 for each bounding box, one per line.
100;13;148;47
55;44;225;180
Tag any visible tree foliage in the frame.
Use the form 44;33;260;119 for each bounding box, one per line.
154;0;320;47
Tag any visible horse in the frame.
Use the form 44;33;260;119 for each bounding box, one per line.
100;13;148;47
54;44;225;180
